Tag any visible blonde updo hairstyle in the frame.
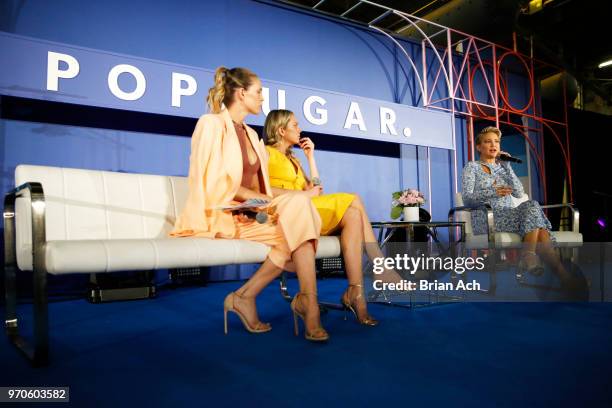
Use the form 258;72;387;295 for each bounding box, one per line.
264;109;311;184
207;66;258;113
475;126;502;145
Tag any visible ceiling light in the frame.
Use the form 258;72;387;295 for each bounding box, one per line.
528;0;543;15
598;59;612;68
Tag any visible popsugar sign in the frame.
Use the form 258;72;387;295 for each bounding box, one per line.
0;32;453;149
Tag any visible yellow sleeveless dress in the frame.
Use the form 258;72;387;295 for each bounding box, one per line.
266;146;355;236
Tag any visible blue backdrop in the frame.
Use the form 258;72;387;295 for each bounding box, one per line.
0;0;539;281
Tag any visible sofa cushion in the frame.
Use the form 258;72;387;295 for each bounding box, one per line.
18;236;340;274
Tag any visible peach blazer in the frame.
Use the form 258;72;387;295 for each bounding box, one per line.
170;109;272;238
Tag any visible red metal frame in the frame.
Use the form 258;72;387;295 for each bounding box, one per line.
358;0;572;203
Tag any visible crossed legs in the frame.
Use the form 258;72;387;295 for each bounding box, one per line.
230;240;323;333
229;193;382;332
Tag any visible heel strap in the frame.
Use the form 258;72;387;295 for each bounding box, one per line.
348;284;364;295
234;290;255;299
345;284;364;301
293;292;318;310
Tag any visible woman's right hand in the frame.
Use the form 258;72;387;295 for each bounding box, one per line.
299;137;315;159
493;181;512;197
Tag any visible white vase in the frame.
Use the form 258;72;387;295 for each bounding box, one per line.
403;206;419;222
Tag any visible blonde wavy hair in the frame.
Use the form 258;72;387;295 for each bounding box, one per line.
206;66;258;113
476;126;502;145
263;109;311;184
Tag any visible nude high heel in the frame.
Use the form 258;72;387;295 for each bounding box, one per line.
290;292;329;342
341;284;379;326
223;292;271;334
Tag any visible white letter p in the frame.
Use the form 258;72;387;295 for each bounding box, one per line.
47;51;80;91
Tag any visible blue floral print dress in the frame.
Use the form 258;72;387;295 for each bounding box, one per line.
461;161;553;238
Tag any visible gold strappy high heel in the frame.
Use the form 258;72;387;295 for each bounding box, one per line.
290;292;329;342
223;292;272;334
341;284;379;326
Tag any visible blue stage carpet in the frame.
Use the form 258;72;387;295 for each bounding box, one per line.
1;278;611;407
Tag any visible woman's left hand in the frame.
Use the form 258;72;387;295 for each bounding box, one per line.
299;137;315;158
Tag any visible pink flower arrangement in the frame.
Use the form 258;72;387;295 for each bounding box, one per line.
391;188;426;219
394;189;425;207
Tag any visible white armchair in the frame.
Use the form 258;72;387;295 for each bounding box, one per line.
448;193;582;250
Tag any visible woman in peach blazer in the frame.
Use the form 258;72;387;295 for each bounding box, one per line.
171;67;328;342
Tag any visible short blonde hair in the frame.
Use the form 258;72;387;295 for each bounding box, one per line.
263;109;293;148
476;126;502;145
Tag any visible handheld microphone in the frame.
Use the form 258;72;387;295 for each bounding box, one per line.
233;210;268;224
255;211;268;224
228;198;272;224
498;153;523;164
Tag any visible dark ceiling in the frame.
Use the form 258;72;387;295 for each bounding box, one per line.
272;0;611;104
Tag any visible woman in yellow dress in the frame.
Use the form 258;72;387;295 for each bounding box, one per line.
264;109;395;326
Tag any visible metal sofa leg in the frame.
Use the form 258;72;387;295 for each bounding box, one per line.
4;182;49;367
278;272;344;312
4;266;49;367
279;272;291;302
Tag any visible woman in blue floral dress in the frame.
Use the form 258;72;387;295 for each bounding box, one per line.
462;126;567;278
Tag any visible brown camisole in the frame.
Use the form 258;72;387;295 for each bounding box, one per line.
233;122;263;193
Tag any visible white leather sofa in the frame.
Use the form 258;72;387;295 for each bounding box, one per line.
4;165;341;366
